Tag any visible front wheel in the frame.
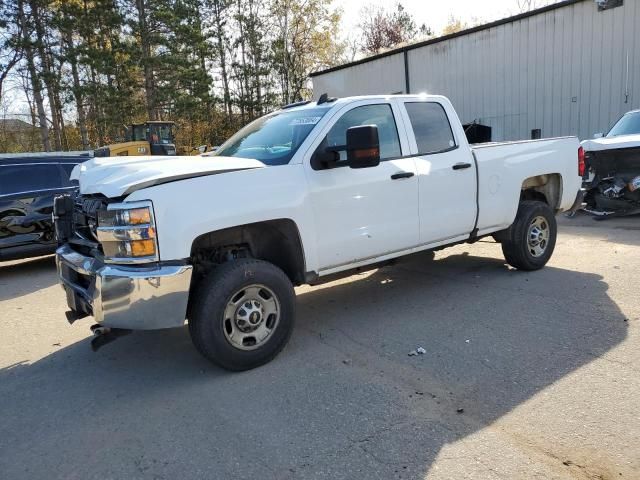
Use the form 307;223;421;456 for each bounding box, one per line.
500;200;557;271
189;259;296;371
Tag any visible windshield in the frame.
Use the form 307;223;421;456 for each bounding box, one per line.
607;111;640;137
214;107;331;165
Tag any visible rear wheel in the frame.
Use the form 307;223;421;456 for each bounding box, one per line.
500;200;557;271
189;259;296;371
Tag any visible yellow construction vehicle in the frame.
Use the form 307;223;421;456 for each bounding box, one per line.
94;121;178;157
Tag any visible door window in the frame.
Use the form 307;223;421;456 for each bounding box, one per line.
405;102;456;155
322;104;401;162
0;164;62;195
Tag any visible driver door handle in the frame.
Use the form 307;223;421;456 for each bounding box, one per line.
452;162;472;170
391;172;415;180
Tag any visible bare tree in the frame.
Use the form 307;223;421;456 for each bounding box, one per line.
16;0;50;151
0;30;23;102
359;2;432;55
272;0;344;104
516;0;554;12
134;0;158;120
60;27;89;150
342;33;361;63
206;0;233;121
29;0;63;150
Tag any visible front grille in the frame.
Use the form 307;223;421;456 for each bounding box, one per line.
69;196;109;256
73;197;104;242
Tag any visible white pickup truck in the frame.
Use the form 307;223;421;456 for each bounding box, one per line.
55;94;583;371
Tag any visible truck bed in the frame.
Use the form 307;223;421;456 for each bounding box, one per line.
470;137;581;236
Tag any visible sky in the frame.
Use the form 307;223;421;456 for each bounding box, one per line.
336;0;556;37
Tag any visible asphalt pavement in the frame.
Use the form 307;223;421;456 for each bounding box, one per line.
1;212;638;479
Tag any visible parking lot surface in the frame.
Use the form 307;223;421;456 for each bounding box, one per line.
1;213;639;480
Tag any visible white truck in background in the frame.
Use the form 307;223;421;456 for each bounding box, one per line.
54;94;583;371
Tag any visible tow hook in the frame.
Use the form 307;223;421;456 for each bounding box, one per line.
90;324;132;352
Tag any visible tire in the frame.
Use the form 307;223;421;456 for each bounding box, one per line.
500;200;557;271
189;259;296;371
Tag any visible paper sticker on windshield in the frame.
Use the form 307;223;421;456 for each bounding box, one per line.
289;117;321;126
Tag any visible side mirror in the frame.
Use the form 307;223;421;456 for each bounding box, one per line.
346;125;380;169
593;132;604;139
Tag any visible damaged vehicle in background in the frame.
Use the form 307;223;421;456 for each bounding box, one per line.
581;109;640;218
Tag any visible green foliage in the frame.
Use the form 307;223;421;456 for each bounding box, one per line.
271;0;344;103
0;0;352;152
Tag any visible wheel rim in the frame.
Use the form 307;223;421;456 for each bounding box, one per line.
527;216;550;258
222;284;280;351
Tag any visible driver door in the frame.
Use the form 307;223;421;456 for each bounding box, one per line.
303;100;420;272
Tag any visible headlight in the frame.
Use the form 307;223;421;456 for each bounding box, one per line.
96;201;159;263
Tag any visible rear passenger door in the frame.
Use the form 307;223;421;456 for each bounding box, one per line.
400;100;478;244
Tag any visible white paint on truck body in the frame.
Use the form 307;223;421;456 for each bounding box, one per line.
77;94;581;277
472;137;581;234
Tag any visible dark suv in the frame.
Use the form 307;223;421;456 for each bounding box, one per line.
0;153;92;261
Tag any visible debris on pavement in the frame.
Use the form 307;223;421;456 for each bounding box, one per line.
456;408;465;414
409;347;426;357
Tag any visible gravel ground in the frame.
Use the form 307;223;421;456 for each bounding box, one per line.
0;212;638;480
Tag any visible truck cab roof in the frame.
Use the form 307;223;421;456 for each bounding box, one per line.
281;94;450;113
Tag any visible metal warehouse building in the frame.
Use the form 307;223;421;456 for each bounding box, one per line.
311;0;639;142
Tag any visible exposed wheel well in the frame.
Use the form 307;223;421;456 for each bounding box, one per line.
189;219;306;288
520;173;562;210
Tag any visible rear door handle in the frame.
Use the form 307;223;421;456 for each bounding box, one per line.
391;172;415;180
452;162;472;171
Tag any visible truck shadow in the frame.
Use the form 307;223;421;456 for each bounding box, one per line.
0;255;57;301
0;251;628;479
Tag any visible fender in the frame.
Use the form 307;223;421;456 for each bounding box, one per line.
125;163;322;272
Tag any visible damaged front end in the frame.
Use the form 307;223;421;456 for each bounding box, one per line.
583;147;640;219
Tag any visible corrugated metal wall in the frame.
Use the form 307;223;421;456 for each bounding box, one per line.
312;0;640;141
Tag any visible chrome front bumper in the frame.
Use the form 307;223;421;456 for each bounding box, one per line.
56;244;193;330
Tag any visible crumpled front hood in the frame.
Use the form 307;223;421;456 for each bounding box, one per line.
581;134;640;152
72;155;265;198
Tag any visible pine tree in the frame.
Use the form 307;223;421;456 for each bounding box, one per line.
1;0;349;152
